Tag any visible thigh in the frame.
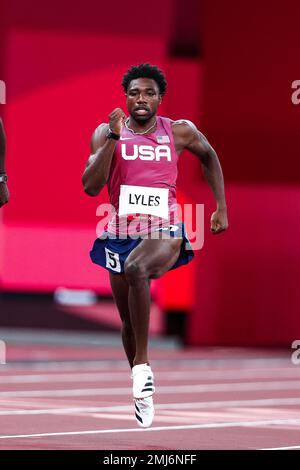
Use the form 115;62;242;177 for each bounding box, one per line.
126;237;182;279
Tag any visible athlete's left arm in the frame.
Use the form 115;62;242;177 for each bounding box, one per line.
173;120;228;234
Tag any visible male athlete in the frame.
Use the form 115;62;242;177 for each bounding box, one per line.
82;64;228;428
0;118;9;207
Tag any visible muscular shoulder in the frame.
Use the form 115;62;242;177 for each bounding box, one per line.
90;123;109;153
171;119;197;131
170;119;199;152
92;122;109;141
170;119;212;157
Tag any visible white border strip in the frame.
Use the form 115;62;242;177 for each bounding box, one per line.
260;444;300;450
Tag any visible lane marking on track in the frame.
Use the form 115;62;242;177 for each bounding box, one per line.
1;368;299;383
1;357;292;371
1;418;300;439
1;380;300;397
1;397;300;416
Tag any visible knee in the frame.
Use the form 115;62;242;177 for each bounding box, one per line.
124;260;148;285
150;268;164;279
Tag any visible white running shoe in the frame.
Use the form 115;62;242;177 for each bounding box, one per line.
134;396;154;428
131;363;155;399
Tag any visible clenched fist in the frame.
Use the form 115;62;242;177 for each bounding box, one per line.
109;108;126;136
210;207;228;234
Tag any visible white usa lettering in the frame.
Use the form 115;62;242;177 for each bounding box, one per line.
121;144;171;161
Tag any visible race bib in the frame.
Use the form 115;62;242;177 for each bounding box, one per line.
119;185;169;220
105;248;121;273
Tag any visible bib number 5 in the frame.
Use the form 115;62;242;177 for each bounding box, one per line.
105;248;121;273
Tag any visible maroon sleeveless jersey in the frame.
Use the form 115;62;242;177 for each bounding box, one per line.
106;116;179;235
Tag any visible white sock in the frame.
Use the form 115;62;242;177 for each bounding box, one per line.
132;363;150;373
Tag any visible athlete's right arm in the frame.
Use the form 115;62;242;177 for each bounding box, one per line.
82;108;126;196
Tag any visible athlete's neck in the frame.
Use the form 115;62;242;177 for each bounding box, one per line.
126;116;157;135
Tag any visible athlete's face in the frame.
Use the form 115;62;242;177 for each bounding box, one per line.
126;78;162;122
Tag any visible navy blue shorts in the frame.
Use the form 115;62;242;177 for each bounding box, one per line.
90;222;194;274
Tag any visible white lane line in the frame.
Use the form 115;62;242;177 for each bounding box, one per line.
260;444;300;450
1;418;300;440
1;380;300;397
1;358;291;372
1;397;300;416
1;368;299;384
0;372;130;383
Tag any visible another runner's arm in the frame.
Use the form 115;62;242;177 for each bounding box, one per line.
0;117;10;208
173;120;228;233
0;118;6;174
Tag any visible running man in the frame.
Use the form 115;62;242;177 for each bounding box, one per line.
0;118;9;207
82;64;228;428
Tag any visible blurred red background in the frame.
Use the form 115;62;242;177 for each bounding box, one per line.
0;0;299;346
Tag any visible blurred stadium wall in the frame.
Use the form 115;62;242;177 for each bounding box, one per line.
0;0;299;346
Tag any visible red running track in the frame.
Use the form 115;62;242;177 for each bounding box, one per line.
0;345;300;450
